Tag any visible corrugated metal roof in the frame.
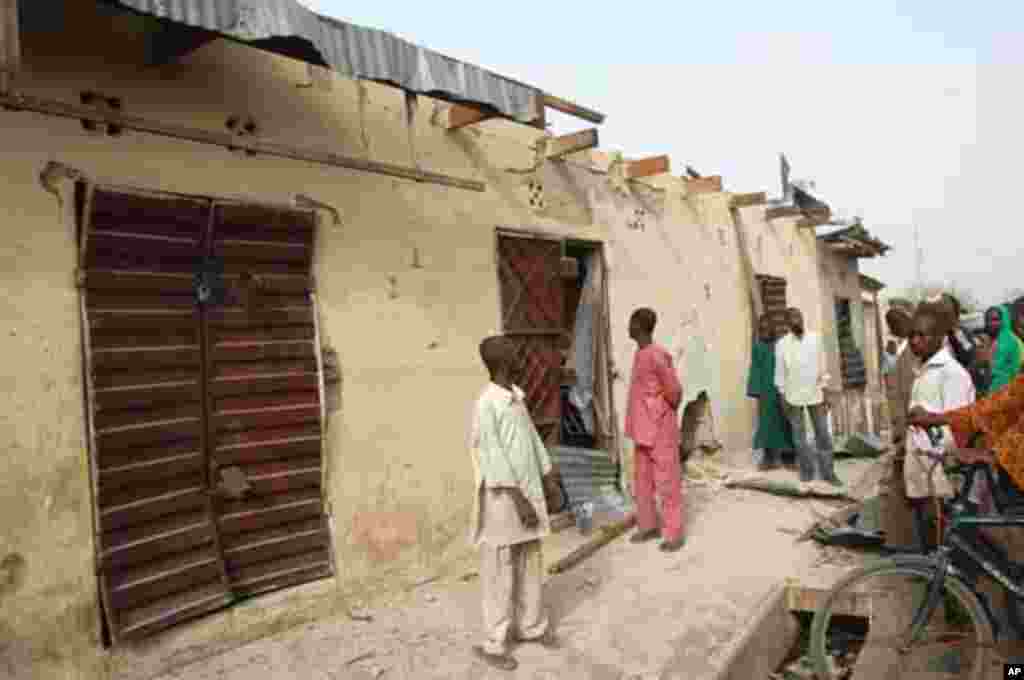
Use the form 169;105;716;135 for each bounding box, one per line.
108;0;540;121
552;445;632;524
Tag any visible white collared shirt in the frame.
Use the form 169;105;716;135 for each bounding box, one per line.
908;345;975;417
774;331;831;406
904;346;976;498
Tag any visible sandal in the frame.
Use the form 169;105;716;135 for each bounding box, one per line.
659;537;686;552
472;645;518;671
518;630;561;649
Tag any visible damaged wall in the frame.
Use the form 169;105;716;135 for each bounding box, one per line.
0;4;874;679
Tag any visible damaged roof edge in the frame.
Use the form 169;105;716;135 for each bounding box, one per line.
105;0;552;122
818;223;892;258
859;273;886;292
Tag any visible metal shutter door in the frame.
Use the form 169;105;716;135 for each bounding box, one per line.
206;203;332;598
80;187;232;642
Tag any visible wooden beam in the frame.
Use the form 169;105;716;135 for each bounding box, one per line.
765;205;804;220
0;92;485;192
785;585;872;618
731;192;767;208
530;96;547;129
796;216;830;229
684;175;722;194
542;94;606;125
546;128;599;159
446;102;498;130
0;0;20;93
625;155;670;179
873;289;886;394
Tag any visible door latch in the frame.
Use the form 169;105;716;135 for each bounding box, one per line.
194;255;227;306
212;465;251;500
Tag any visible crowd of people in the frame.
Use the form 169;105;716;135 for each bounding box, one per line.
879;295;1024;553
463;295;1024;670
465;303;843;669
747;306;839;485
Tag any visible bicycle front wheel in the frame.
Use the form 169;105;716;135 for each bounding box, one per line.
808;555;996;679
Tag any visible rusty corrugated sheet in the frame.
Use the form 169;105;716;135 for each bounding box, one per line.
82;188;232;642
756;274;789;335
497;235;564;448
106;0;540;121
551;445;620;509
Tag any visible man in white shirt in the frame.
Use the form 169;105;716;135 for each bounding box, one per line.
774;307;840;485
904;304;975;504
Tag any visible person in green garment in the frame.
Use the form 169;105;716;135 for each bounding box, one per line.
747;313;796;470
985;304;1023;395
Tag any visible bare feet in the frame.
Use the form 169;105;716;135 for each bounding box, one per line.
472;645;518;671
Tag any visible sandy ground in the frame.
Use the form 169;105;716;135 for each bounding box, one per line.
151;453;877;680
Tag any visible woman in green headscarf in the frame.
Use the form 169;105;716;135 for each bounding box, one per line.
747;313;795;469
985;305;1023;394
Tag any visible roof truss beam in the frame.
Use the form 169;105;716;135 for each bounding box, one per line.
626;155;671;179
1;91;485;191
546;128;599;159
731;192;767;208
541;94;605;125
765;205;804;220
684;175;722;194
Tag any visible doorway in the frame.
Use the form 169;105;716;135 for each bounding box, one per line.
494;231;619;517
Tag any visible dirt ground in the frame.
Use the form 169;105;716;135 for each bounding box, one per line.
150;453;876;680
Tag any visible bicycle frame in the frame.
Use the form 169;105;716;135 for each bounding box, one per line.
882;461;1024;649
903;546;958;650
947;519;1024;599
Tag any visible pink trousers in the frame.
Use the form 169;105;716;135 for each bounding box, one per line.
633;443;684;541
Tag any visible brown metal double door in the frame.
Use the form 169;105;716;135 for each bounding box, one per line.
79;186;331;642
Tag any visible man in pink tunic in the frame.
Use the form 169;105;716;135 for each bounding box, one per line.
625;308;686;552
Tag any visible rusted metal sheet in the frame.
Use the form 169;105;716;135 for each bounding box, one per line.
497;234;565;448
207;203;332;597
80;187;332;643
498;236;564;331
756;275;789;335
81;187;230;643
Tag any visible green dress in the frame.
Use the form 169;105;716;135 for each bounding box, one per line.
990;305;1023;394
747;340;796;451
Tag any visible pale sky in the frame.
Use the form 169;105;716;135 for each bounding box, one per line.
299;1;1024;306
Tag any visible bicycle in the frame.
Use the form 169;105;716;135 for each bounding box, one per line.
808;460;1024;679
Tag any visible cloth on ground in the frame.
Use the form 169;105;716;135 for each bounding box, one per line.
569;256;598;434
